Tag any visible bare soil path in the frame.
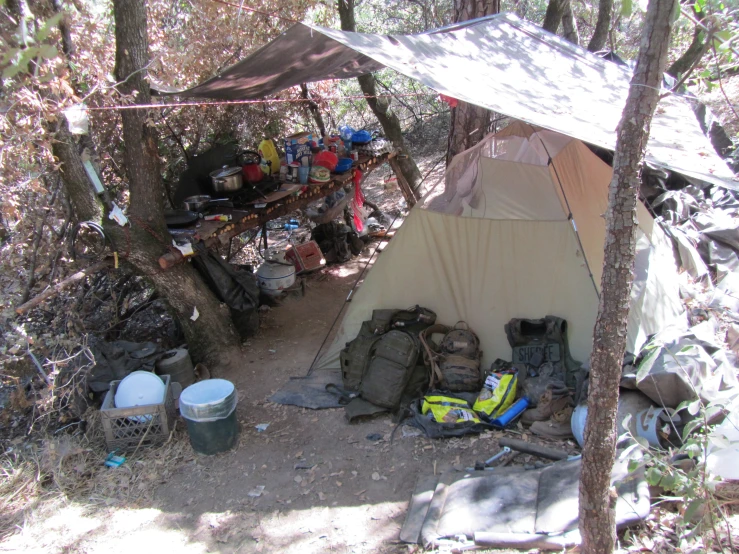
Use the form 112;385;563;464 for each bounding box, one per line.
4;251;539;554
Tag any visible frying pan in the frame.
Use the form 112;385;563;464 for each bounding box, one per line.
182;195;230;212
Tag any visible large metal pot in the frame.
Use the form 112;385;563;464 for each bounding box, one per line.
209;166;243;192
256;259;296;296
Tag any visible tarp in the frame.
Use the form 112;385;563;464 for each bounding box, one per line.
159;13;737;190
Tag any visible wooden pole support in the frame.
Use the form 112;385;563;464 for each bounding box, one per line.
158;250;184;269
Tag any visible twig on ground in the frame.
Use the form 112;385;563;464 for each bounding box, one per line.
15;259;113;315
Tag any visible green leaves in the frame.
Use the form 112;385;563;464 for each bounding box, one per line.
622;0;633;18
38;44;58;60
683;498;705;522
659;471;677;490
646;466;662;486
36;13;63;42
670;0;681;23
1;13;62;81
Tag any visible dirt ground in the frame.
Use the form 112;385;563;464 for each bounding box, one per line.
3;253;577;554
3;133;738;553
1;147;520;554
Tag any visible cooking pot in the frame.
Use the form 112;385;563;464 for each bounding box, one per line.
241;151;264;184
209;166;243;192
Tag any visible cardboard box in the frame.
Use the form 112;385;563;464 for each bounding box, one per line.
284;131;312;164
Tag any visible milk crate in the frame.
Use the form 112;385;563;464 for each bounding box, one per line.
101;374;177;452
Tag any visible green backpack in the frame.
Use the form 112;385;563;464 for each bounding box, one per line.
339;306;436;408
359;330;420;409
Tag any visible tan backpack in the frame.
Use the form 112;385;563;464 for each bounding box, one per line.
420;322;482;392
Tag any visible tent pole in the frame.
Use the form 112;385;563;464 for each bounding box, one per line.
549;157;601;300
523;124;601;300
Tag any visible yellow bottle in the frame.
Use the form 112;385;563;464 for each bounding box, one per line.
258;138;280;175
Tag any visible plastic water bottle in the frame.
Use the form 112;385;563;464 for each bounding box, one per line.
490;397;529;428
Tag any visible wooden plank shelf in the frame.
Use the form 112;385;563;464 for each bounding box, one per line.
158;152;392;270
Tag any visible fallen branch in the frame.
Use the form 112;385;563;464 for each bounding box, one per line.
15;259;113;315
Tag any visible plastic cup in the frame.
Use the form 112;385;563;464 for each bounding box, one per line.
298;166;310;184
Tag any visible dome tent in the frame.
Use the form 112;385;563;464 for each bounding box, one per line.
313;121;686;370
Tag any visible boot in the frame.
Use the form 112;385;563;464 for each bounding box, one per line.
530;406;575;439
521;387;572;425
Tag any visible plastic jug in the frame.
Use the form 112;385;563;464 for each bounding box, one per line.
258;138;280;175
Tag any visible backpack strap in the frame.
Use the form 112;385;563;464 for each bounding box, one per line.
419;324;451;389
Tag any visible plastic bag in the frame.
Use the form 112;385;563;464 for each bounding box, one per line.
339;125;355;142
64;104;89;135
179;379;238;422
422;394;481;424
473;371;517;420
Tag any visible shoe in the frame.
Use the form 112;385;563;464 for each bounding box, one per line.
521;388;573;425
530;406;575;439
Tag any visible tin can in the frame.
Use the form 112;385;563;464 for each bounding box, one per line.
351;150;359;161
288;162;300;182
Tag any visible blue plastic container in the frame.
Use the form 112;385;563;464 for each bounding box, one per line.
351;130;372;144
490;397;529;428
335;158;353;173
298;166;310;184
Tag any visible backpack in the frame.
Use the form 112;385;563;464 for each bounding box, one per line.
359;330;420;409
312;222;352;263
338;307;436;408
420;322;483;392
340;321;381;392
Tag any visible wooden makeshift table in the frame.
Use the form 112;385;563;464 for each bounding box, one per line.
158;152;392;269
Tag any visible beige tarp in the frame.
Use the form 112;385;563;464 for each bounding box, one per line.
162;14;736;190
314;123;686;370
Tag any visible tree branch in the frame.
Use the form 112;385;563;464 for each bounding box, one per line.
15;259;113;315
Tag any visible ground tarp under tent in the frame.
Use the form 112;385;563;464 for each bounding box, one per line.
156;13;736;191
312;122;687;371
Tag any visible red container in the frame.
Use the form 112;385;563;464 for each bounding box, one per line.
286;241;325;274
241;151;263;184
313;151;338;171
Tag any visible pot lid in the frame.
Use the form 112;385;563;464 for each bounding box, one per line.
210;166;241;178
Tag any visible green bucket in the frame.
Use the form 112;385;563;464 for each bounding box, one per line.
179;379;238;455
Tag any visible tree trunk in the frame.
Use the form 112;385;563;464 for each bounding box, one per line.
542;0;565;34
51;0;75;57
55;0;239;364
561;0;580;45
587;0;613;52
578;0;677;551
666;6;707;79
446;0;499;165
300;83;327;137
337;0;423;203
